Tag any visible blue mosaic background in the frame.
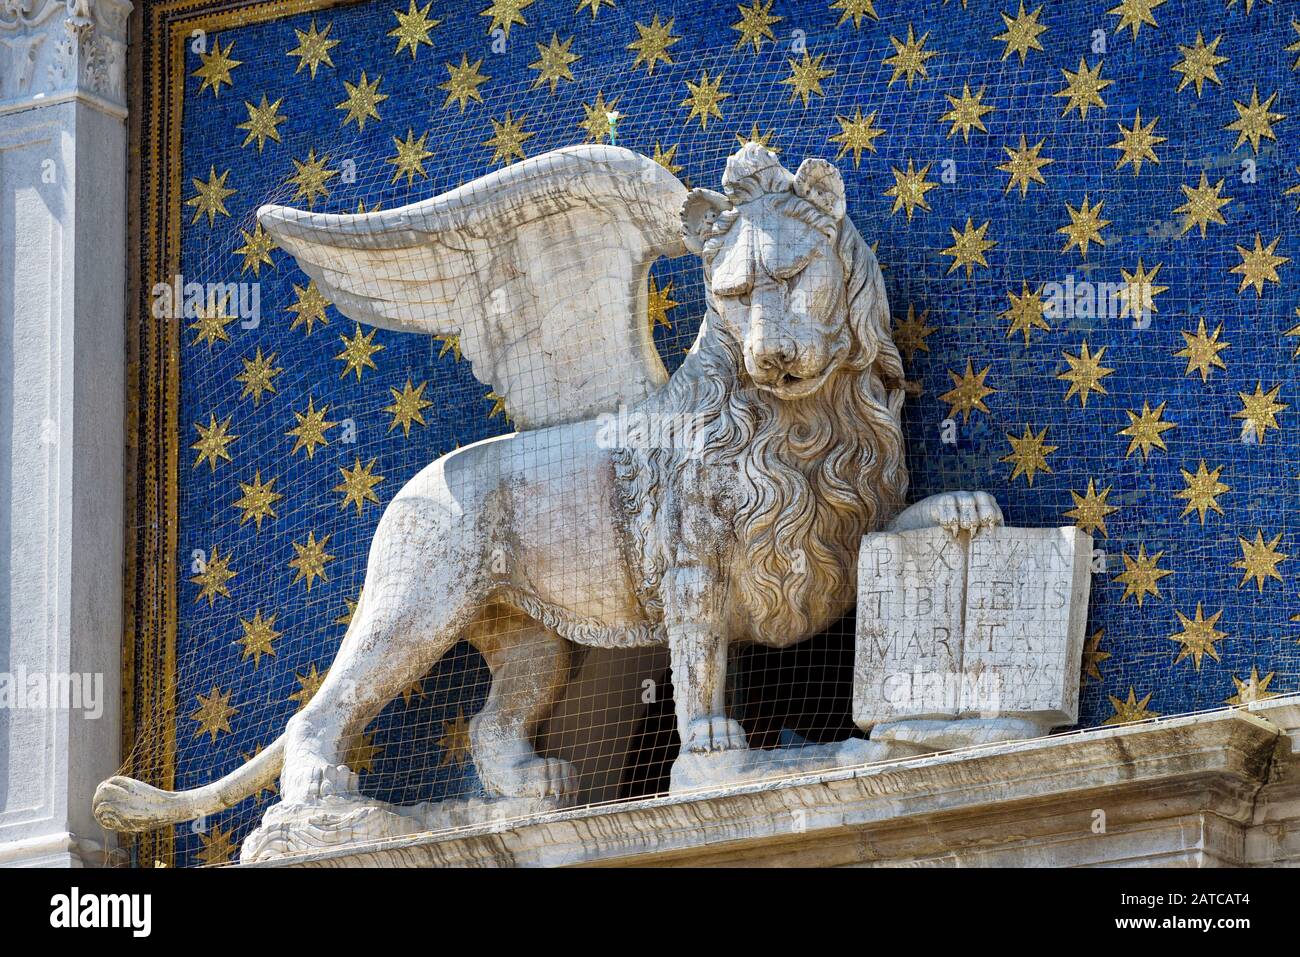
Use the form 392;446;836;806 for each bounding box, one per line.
165;0;1300;863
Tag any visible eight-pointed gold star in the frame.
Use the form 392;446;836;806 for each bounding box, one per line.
1065;479;1119;538
236;609;281;667
1176;460;1229;524
1058;342;1114;408
682;70;731;131
481;0;534;39
389;0;440;60
386;378;434;436
1001;282;1050;344
194;38;241;97
1175;319;1229;381
286;149;337;208
783;52;835;107
1172;31;1227;96
628;14;680;75
1110;109;1166;175
484;111;534;165
233;469;282;530
187;166;236;227
288;18;339;79
883;24;937;89
1108;0;1165;40
994;2;1047;64
1174;173;1232;237
941;84;995;142
1225;87;1285;154
192;413;238;471
286;396;336;459
1232;529;1287;591
335;457;386;514
1001;423;1056;485
191;686;238;742
939;217;996;278
235;348;282;406
1054;57;1112;119
529;34;579;93
1058;194;1111;259
829;107;884;167
289;531;336;591
733;0;781;52
884;159;938;222
336;323;384;380
386;128;434;185
336;71;388;130
191;545;237;605
441;54;491;108
1169;602;1225;670
1233;381;1286;442
1114;543;1172;606
1231;233;1289;296
1120;400;1175;460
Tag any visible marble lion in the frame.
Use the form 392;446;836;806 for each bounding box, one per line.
94;143;1003;843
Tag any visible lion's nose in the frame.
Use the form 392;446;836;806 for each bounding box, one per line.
756;338;799;373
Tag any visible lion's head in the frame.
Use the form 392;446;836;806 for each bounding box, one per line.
681;144;896;403
615;144;910;646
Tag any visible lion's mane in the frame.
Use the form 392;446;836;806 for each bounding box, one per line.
613;183;910;647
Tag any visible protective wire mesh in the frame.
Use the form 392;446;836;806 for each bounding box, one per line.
115;0;1300;866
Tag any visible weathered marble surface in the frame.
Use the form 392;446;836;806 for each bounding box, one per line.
242;704;1298;868
855;525;1091;740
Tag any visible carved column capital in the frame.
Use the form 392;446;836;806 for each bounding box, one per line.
0;0;132;117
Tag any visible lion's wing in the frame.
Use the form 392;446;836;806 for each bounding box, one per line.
259;145;688;430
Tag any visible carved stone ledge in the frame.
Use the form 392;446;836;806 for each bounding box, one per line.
0;0;132;118
243;704;1296;868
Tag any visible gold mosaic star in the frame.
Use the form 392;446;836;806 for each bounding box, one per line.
1104;687;1157;725
191;686;237;742
399;676;425;707
386;128;434;185
1172;31;1226;96
187;166;235;227
1001;423;1056;486
893;304;936;364
484;111;533;166
883;159;938;222
389;0;440;59
1065;479;1118;538
1169;603;1225;670
1120;400;1175;460
1174;173;1231;238
287;280;331;335
994;2;1047;64
235;348;282;406
883;24;937;88
1233;381;1286;442
438;710;473;767
529;33;578;93
1231;233;1288;296
188;294;236;348
1114;543;1172;606
289;532;336;592
336;323;384;380
236;609;281;667
335;457;385;515
237;95;286;152
1285;166;1300;214
441;54;490;108
1225;0;1271;13
1117;259;1167;324
1226;667;1277;706
386;378;434;436
286;149;337;209
939;360;995;423
940;218;996;279
1054;57;1112;119
579;92;620;143
335;590;362;627
234;223;276;276
1175;318;1229;382
287;18;339;79
829;107;884;167
344;731;383;775
1058;342;1113;408
485;390;509;420
576;0;615;18
1108;0;1165;40
1288;21;1300;71
1058;194;1110;259
1001;281;1049;345
286;396;336;459
192;413;237;471
647;276;678;330
288;664;326;710
1232;529;1287;591
1110;109;1166;175
783;52;835;108
737;123;780;154
941;84;994;142
191;545;237;605
196;823;237;865
1225;87;1285;154
193;37;241;97
996;134;1053;198
1081;629;1110;683
830;0;878;30
733;0;781;52
233;469;282;530
651;141;683;176
628;15;679;76
336;71;388;131
481;0;533;39
1175;460;1229;524
1286;308;1300;359
682;70;730;131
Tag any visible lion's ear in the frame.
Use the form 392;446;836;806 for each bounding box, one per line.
681;188;730;255
793;158;846;222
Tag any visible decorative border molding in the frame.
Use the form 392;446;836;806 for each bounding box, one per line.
0;0;132;117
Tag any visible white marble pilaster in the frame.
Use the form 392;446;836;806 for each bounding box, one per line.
0;0;131;867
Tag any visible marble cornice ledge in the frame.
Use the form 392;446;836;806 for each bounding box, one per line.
0;0;132;119
245;703;1298;868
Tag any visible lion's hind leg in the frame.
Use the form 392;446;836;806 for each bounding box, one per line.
467;605;577;802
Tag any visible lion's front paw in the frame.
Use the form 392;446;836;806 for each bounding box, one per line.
927;491;1003;536
683;716;748;753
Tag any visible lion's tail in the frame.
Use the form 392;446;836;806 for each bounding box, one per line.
92;733;285;833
